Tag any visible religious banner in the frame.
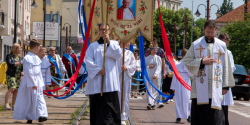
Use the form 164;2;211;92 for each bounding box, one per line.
84;0;153;43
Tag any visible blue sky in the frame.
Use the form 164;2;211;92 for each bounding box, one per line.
182;0;244;20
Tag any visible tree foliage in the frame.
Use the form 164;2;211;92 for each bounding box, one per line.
222;20;250;69
195;18;206;37
135;7;201;54
220;0;234;16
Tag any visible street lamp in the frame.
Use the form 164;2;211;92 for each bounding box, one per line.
31;0;46;47
30;0;38;9
195;0;222;20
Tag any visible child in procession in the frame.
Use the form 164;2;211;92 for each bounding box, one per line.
145;46;162;110
13;40;48;124
170;49;192;123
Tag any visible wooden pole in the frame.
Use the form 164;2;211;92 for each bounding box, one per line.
121;43;125;114
207;0;210;20
245;0;248;21
185;15;187;48
101;0;110;96
174;23;176;56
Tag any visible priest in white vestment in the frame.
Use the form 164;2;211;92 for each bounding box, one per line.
218;33;236;125
170;49;192;123
13;40;48;124
85;23;122;125
117;0;135;20
145;47;162;110
183;20;235;125
117;41;136;125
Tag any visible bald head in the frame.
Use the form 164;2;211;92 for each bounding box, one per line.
122;0;131;8
67;46;72;54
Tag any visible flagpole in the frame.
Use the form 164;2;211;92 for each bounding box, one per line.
121;43;125;114
101;0;110;96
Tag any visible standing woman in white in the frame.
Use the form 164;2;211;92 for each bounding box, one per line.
47;47;67;96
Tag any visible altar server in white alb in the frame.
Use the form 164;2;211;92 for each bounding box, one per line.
117;41;136;125
183;20;235;125
170;49;192;123
85;23;122;125
13;40;48;124
145;46;162;110
38;47;52;96
218;33;236;125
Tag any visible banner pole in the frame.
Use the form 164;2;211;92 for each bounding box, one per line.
101;0;110;96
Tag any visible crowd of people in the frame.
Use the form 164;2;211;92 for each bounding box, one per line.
1;20;236;125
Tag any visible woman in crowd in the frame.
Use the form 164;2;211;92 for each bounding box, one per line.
131;52;141;98
47;47;67;96
3;43;23;110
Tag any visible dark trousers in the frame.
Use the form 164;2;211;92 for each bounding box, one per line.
139;72;145;92
222;105;229;125
89;91;121;125
191;99;225;125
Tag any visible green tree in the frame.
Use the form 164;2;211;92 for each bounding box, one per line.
220;0;234;16
195;18;206;37
222;20;250;69
135;7;201;55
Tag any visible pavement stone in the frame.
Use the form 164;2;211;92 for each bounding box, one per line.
0;85;87;125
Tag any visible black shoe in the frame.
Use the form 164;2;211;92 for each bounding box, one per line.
151;105;155;110
38;117;47;122
147;104;152;110
175;118;181;123
187;115;191;123
27;120;32;124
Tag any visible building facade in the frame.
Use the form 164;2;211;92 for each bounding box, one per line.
0;0;31;62
30;0;63;54
154;0;183;11
61;0;85;55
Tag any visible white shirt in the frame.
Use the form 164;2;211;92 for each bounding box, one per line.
123;8;134;20
145;55;162;79
76;53;86;74
85;40;123;95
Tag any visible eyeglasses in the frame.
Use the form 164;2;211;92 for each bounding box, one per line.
99;29;110;31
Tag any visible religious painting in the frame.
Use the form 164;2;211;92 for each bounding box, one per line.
117;0;136;21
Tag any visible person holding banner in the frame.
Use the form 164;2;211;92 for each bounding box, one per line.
38;47;52;97
62;46;78;95
171;49;192;123
183;20;235;125
131;52;141;98
145;46;162;110
85;23;122;125
117;41;136;124
218;33;235;125
47;47;67;96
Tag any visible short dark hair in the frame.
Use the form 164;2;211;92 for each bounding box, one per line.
181;48;188;57
153;37;157;42
218;33;231;41
30;39;40;49
134;52;138;55
204;20;217;29
99;22;110;30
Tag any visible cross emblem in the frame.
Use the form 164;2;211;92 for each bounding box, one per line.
196;44;205;58
215;49;224;64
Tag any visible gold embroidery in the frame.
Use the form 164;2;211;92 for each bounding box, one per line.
215;49;224;64
196;44;205;58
